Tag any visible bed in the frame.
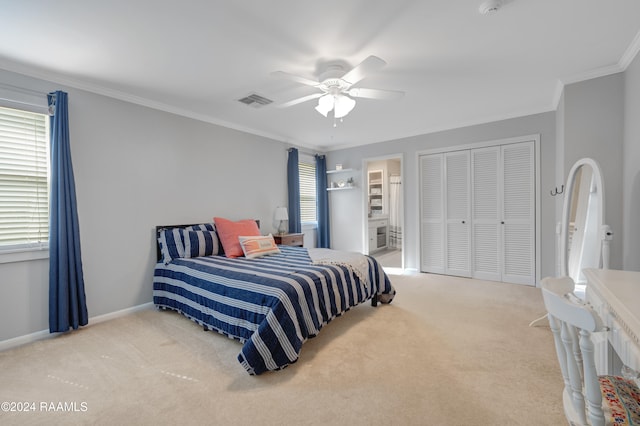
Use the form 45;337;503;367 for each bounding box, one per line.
152;222;395;375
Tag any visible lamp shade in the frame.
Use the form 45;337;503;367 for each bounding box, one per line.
315;94;334;117
334;94;356;118
274;207;289;221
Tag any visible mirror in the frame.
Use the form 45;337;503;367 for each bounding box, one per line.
560;158;610;285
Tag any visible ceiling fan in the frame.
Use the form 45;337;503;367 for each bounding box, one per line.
272;55;404;121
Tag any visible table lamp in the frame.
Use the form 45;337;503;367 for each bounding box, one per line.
274;207;289;235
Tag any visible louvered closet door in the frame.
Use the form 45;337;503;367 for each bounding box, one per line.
420;154;445;274
501;142;535;285
444;151;471;277
471;147;501;281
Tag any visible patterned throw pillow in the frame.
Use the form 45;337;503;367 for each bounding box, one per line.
183;230;220;258
238;234;281;259
158;228;185;264
185;223;215;232
214;217;261;258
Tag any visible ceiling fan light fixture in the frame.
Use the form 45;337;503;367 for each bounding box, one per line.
274;55;402;123
315;94;334;117
333;94;356;119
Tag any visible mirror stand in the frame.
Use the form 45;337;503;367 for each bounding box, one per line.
560;158;611;290
530;158;611;327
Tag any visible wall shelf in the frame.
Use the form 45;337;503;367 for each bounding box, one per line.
368;170;384;216
327;167;358;191
327;186;355;191
326;168;356;174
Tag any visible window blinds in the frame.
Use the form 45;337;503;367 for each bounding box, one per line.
298;161;317;223
0;105;49;249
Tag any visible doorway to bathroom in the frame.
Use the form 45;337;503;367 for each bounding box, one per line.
363;154;404;271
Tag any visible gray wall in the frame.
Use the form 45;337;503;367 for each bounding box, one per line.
624;52;640;271
555;91;566;267
326;112;557;280
561;73;625;271
327;68;634;282
2;51;639;343
0;69;288;342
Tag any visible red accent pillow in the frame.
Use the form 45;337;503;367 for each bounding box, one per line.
213;217;261;258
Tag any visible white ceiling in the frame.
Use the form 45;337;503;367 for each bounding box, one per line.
1;0;639;151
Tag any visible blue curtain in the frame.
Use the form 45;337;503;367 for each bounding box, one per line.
315;155;330;248
287;148;301;233
48;91;88;333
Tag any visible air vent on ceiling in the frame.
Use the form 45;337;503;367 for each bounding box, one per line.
237;93;273;108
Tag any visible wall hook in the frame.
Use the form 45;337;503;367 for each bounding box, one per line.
550;185;564;196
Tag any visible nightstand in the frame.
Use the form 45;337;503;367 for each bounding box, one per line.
273;233;304;247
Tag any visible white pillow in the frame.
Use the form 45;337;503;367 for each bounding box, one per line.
238;234;281;259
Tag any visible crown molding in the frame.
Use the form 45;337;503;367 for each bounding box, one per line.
551;79;565;110
552;28;640;110
0;58;299;146
552;63;623;110
560;63;624;87
620;29;640;71
4;27;640;153
323;105;555;152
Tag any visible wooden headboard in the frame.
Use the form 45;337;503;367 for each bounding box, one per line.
155;220;260;262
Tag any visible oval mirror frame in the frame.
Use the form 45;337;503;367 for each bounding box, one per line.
560;158;607;284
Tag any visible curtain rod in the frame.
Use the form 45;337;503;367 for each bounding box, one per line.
0;82;49;98
285;146;321;157
0;83;52;115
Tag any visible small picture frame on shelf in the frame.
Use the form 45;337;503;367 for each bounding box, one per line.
335;164;342;171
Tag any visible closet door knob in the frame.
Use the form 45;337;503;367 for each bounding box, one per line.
462;220;466;224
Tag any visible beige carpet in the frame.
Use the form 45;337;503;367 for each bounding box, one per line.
0;273;565;425
372;248;402;268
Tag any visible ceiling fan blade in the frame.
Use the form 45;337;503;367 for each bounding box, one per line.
347;87;404;100
277;93;323;108
271;71;320;87
341;55;387;86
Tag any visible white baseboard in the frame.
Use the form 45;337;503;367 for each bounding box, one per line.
382;267;420;276
0;302;155;352
0;329;51;352
89;302;154;325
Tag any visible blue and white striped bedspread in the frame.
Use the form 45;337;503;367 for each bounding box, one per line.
153;246;395;375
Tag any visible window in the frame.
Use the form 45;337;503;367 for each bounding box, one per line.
299;158;317;223
0;105;49;252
